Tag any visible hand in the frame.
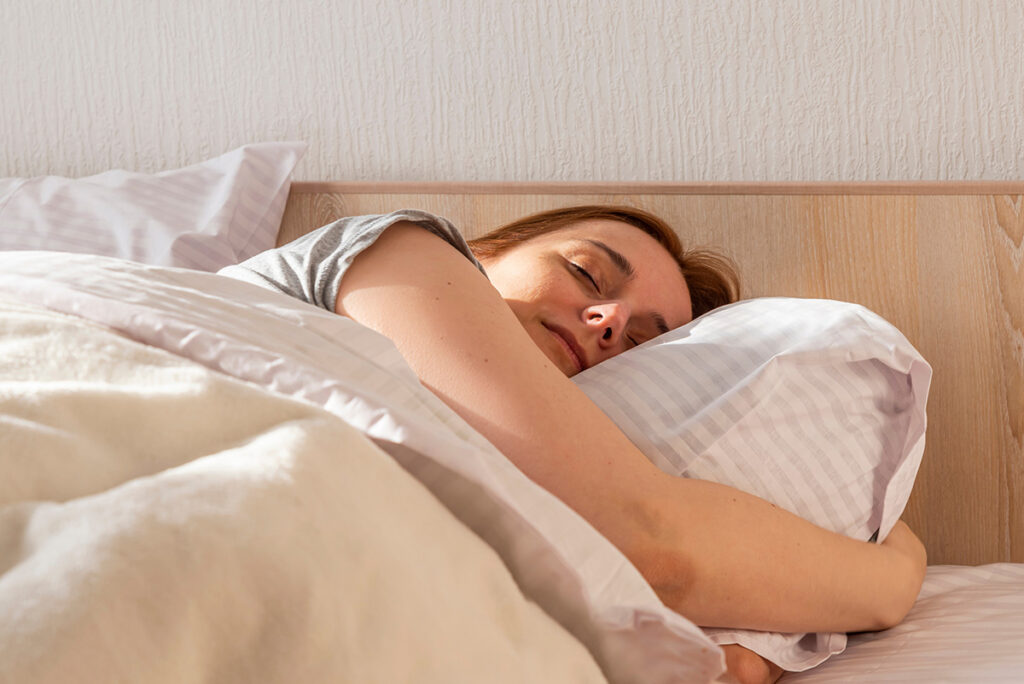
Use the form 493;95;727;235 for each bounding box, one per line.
720;644;783;684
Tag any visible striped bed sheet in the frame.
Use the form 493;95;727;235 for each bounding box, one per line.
782;563;1024;682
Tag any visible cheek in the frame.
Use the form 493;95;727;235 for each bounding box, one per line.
488;256;576;320
494;277;558;312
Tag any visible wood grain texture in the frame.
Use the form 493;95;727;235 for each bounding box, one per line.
279;187;1024;565
291;181;1024;196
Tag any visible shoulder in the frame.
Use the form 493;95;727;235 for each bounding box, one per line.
221;210;484;311
336;220;492;317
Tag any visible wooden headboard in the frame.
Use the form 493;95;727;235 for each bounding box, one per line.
280;182;1024;566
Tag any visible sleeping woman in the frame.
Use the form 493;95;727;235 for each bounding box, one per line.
219;205;927;684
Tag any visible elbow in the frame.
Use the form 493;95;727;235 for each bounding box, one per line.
875;547;928;630
875;591;917;631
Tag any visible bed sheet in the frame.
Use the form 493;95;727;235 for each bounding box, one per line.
782;563;1024;682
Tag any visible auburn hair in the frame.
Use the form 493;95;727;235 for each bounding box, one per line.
467;205;740;318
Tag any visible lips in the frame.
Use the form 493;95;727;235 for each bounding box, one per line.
543;323;589;374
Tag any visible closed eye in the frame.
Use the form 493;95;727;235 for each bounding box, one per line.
571;263;600;293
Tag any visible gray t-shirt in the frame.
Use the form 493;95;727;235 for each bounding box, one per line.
219;210;486;312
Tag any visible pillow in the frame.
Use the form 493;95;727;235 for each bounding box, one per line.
0;141;306;271
573;297;932;672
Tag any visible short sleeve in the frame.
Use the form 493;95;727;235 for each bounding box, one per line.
219;209;486;311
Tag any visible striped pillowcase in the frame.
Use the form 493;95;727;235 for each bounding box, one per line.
0;142;306;271
573;297;932;672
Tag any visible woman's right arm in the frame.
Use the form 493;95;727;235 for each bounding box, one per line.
338;223;927;633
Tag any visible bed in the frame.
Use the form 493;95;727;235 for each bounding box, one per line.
1;146;1022;683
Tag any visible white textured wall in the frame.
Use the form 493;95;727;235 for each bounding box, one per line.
3;1;1023;181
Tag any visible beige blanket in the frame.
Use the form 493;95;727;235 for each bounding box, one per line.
0;298;604;683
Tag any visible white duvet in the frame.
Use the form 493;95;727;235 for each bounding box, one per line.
0;298;601;683
0;252;724;684
5;251;1024;684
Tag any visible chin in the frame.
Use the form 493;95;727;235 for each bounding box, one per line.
556;354;579;378
545;350;574;377
539;341;574;377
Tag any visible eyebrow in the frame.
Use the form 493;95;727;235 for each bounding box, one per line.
582;239;670;335
584;239;635;278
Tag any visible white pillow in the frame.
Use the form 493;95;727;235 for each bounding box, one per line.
0;142;306;271
573;297;932;672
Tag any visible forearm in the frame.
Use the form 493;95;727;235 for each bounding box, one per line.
636;477;926;633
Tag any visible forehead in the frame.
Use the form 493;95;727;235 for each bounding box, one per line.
543;219;692;327
547;218;653;242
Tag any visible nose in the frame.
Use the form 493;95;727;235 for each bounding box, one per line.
585;301;630;347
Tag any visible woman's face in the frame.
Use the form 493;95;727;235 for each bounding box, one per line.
478;219;692;377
